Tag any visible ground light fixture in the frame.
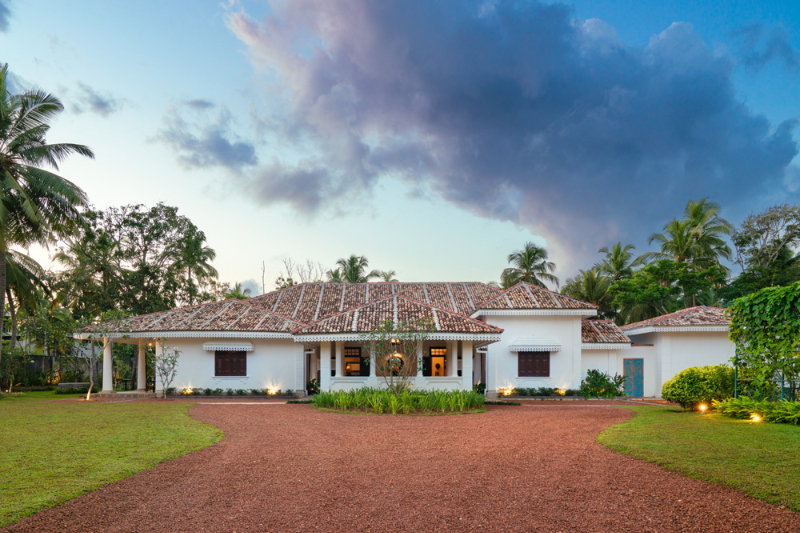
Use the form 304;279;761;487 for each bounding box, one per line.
750;413;762;423
698;403;708;414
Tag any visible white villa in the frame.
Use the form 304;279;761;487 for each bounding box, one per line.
79;281;734;398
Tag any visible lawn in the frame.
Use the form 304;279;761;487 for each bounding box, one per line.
599;405;800;510
0;390;82;402
0;400;222;527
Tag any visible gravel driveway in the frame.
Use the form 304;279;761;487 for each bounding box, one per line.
4;403;798;532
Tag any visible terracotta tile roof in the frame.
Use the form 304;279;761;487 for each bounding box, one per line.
294;294;503;335
81;299;304;334
581;319;631;344
476;282;598;310
620;306;730;331
246;282;505;320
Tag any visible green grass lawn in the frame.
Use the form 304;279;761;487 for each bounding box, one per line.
600;406;800;510
0;390;81;402
0;400;222;527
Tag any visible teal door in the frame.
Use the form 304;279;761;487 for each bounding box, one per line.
623;359;644;397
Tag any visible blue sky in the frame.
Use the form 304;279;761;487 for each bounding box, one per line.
1;0;799;293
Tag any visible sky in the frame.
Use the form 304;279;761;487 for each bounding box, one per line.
1;0;799;294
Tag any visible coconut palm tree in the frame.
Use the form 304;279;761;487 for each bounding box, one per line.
378;270;398;282
598;242;637;280
226;282;251;300
561;268;614;318
325;268;344;283
683;197;733;264
170;227;218;304
335;255;379;283
5;250;47;353
637;219;701;265
502;242;559;288
0;64;93;368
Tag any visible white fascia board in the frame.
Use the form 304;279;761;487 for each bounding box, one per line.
293;333;503;343
73;331;293;341
622;325;729;336
581;343;632;350
471;309;597;318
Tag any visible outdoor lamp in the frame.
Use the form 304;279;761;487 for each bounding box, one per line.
699;404;707;414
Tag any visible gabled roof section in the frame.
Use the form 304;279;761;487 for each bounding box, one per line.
294;294;502;335
475;282;598;311
582;319;631;344
620;306;729;331
80;299;305;336
246;282;502;321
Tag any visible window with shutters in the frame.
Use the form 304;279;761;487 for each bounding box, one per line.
215;350;247;376
344;347;369;377
518;352;550;377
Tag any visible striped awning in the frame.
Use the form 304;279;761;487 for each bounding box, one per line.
508;337;561;352
202;341;254;352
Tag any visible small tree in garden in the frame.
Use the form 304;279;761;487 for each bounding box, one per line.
361;318;434;395
154;339;181;398
728;281;800;397
82;310;131;400
580;369;626;398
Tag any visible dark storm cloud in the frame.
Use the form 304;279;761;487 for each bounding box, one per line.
733;24;800;71
226;0;799;265
74;83;123;117
0;1;10;32
158;107;257;170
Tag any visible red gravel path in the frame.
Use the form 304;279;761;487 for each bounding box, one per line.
4;403;799;533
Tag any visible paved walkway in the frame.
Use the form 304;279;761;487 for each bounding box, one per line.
4;403;798;532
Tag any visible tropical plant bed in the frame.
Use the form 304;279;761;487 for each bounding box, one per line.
312;389;485;415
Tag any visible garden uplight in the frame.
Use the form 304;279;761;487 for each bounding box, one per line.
750;413;762;423
699;404;707;413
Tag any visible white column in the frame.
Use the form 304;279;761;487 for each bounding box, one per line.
369;350;376;378
154;340;164;397
102;339;113;392
335;341;343;377
137;339;147;390
474;349;483;384
320;342;332;390
461;340;473;390
447;341;457;377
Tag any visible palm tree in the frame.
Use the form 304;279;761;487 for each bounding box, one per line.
335;255;379;283
502;242;559;288
170;227;218;304
683;198;733;264
0;64;93;368
378;270;398;282
325;268;344;283
598;242;636;280
637;219;700;265
226;282;251;300
5;250;47;353
561;268;614;318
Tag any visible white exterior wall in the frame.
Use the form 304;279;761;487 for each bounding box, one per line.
159;337;305;393
484;315;583;394
625;330;734;397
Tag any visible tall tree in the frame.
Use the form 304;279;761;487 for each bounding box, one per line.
226;282;252;300
561;268;614;318
335;255;379;283
597;242;636;280
378;270;398;282
4;250;47;354
502;242;559;288
0;64;93;370
169;225;218;304
683;197;733;264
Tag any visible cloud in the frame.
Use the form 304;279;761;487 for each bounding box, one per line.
74;83;123;117
732;24;800;71
223;1;798;268
158;105;258;170
0;1;10;32
186;98;215;110
239;278;262;296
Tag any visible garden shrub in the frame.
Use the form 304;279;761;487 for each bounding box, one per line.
661;365;735;409
714;397;800;425
54;385;100;395
306;378;320;395
580;369;626;398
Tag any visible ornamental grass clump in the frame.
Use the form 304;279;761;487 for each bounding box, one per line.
311;388;485;414
714;397;800;425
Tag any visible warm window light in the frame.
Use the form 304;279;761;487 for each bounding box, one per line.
750;413;762;422
699;404;708;413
